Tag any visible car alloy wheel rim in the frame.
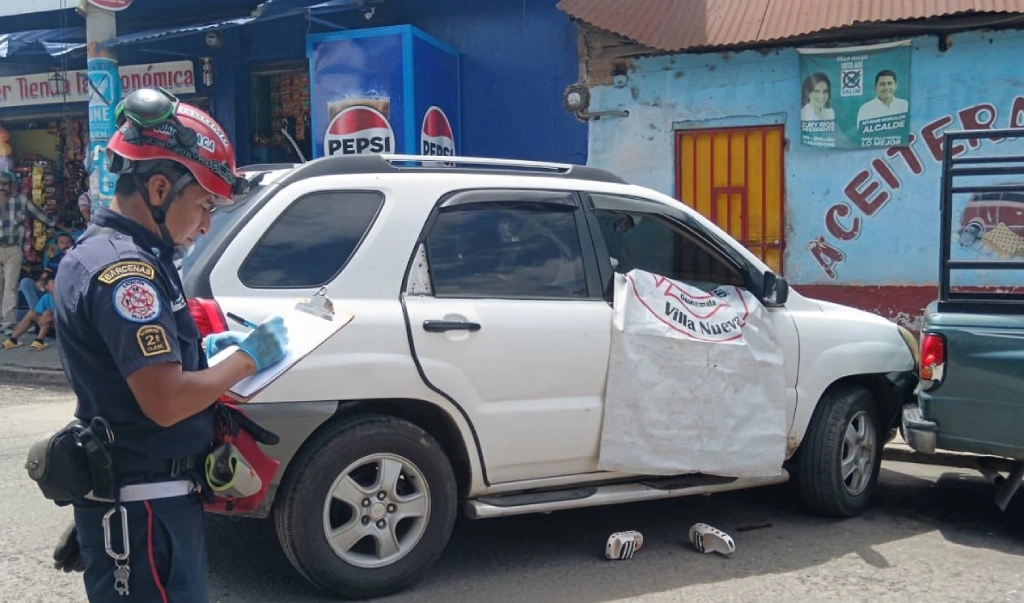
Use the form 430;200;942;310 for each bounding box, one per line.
841;410;876;496
322;453;431;569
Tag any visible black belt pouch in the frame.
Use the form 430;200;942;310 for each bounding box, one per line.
25;420;105;505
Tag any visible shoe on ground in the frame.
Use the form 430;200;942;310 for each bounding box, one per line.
688;523;735;557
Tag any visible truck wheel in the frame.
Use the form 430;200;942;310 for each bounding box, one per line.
795;386;882;518
273;415;458;600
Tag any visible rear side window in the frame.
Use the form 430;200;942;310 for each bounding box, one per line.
426;201;588;299
239;191;384;288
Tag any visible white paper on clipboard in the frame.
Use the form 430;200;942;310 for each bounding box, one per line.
208;294;354;401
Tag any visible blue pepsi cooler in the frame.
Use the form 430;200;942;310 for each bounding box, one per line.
306;25;461;159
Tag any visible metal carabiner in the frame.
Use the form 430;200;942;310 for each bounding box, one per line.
102;506;130;561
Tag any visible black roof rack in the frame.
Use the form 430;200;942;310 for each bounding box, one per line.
938;128;1024;314
238;163;299;173
274;153;628;188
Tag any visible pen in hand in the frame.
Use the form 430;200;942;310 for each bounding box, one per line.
226;312;259;330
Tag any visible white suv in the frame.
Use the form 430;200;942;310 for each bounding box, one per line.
181;155;918;600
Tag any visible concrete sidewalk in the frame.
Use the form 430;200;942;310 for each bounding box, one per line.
0;339;68;387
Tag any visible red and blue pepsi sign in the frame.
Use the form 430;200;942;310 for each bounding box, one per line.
420;106;455;157
306;25;461;159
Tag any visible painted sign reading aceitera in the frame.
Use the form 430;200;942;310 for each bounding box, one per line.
0;61;195;110
86;0;134;11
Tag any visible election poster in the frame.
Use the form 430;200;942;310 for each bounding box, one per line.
797;40;911;150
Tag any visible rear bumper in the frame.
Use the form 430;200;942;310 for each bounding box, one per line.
901;401;938;455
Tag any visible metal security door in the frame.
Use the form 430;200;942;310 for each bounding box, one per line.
676;125;786;275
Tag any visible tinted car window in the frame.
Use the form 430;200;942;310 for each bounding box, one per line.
239;191;384;288
593;204;745;288
426;202;587;299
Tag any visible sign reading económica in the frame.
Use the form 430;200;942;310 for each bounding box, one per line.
0;60;195;110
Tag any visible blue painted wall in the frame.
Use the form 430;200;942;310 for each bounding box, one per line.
584;28;1024;287
376;0;587;164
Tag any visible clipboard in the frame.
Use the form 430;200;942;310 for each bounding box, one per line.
208;288;355;402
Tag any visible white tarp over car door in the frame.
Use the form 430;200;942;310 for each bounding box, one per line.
597;269;788;478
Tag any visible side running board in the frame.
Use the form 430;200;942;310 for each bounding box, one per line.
463;471;789;520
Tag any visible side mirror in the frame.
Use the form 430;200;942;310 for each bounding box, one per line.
763;272;789;306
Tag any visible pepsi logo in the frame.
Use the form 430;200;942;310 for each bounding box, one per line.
325;106;394;156
420;106;455;157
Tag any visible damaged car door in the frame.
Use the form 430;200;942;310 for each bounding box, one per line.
580;191;801;477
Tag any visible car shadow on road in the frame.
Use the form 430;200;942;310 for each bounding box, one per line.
204;461;1024;602
876;465;1024;551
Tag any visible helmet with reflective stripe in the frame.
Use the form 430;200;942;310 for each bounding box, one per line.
106;87;248;204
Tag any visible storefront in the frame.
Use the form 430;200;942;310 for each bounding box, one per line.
248;59;313;164
0;59;202;283
182;0;588;166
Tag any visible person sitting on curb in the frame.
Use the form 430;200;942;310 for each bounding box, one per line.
18;231;73;312
3;272;55;351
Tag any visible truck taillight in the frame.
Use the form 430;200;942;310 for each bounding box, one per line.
188;297;227;338
919;332;946;389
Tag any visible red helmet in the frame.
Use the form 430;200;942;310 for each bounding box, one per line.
106;88;248;204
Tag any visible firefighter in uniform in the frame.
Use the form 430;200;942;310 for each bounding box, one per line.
50;87;289;602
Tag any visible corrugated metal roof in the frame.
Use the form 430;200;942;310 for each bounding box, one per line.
557;0;1024;52
0;27;84;58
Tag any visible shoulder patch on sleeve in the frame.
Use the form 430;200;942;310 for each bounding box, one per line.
97;261;156;285
137;325;172;357
113;278;161;323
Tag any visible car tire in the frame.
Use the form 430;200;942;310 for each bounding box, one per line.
273;415;458;600
795;385;882;518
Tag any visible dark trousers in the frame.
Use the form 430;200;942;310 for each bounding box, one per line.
74;494;209;603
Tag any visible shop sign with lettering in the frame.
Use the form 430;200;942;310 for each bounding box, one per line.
86;0;134;11
0;60;195;110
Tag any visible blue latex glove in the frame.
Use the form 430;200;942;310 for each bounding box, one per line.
236;315;289;373
203;331;245;361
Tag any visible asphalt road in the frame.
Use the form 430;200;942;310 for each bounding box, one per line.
3;383;1024;603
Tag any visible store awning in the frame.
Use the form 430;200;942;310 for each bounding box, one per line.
97;16;256;49
251;0;372;19
95;0;369;50
0;27;85;58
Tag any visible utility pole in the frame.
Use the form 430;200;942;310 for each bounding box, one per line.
82;0;121;215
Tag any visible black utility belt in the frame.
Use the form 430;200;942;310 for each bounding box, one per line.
23;417;205;506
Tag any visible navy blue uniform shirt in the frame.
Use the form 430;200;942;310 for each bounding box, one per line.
54;208;214;481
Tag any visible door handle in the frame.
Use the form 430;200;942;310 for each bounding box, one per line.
423;320;482;333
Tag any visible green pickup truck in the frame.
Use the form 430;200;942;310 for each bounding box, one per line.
901;128;1024;512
